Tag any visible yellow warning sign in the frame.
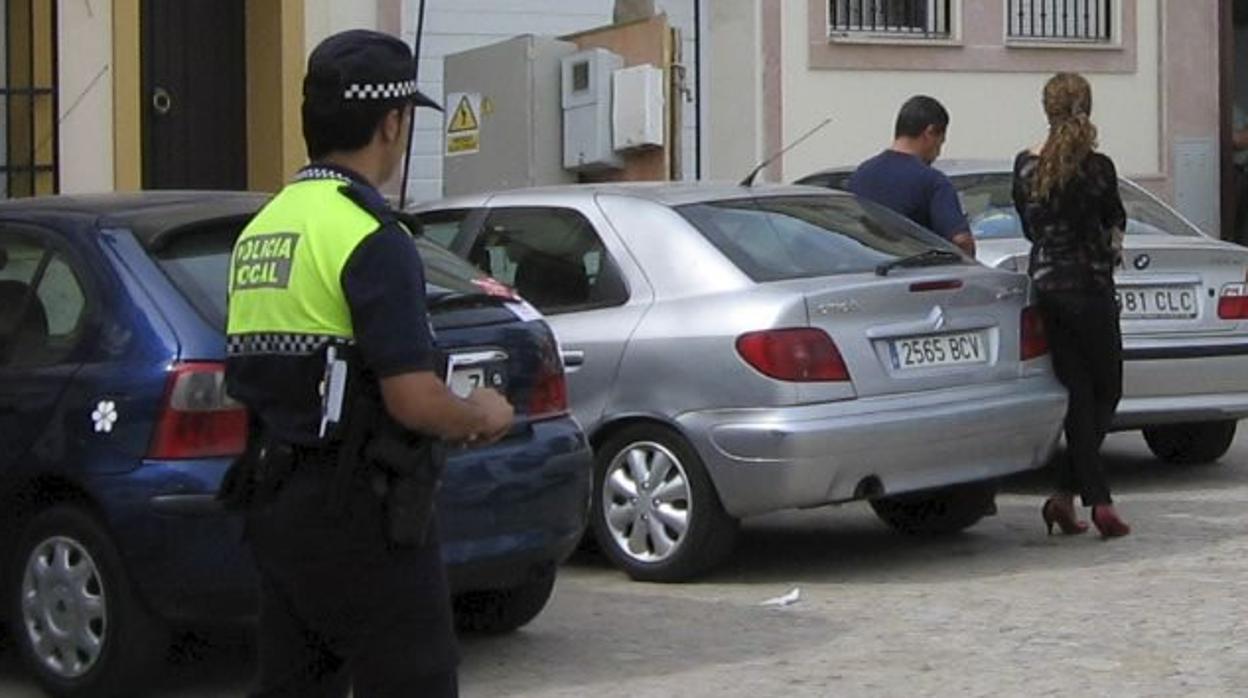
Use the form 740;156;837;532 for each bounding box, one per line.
448;96;479;133
445;92;481;157
447;134;479;155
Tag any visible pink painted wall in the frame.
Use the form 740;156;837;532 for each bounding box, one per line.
1156;0;1222;204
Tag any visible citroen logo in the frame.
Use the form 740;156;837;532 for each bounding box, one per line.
931;305;946;331
816;300;862;315
1133;254;1151;271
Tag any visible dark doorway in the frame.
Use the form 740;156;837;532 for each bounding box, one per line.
141;0;247;190
1226;0;1248;244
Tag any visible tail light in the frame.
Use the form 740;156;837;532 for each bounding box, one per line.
1218;283;1248;319
1020;306;1048;361
736;328;850;382
528;341;569;419
148;362;248;459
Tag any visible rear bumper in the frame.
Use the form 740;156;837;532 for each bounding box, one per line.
438;417;592;593
1117;342;1248;428
677;375;1067;518
94;417;591;622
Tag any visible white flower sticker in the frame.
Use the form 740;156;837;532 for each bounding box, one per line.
92;400;118;434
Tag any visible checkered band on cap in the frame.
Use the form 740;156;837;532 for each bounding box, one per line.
228;333;349;357
342;79;418;101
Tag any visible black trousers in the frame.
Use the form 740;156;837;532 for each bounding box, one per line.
245;464;459;698
1038;289;1123;507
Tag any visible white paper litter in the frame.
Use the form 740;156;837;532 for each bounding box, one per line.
759;587;801;607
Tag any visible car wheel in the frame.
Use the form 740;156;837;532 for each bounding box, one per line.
870;482;996;536
1143;420;1238;465
7;506;167;698
592;425;738;582
454;565;556;635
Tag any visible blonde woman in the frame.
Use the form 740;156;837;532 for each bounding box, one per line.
1012;72;1130;538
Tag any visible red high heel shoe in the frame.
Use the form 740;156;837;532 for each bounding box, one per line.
1041;497;1089;536
1091;505;1130;538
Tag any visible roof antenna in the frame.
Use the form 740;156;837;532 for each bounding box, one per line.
739;117;833;187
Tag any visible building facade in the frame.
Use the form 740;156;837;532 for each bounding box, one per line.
33;0;707;202
25;0;1240;240
706;0;1232;238
401;0;705;203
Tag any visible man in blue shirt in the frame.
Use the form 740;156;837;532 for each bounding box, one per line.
847;95;975;256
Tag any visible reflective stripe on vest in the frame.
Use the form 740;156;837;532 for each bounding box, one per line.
226;180;380;343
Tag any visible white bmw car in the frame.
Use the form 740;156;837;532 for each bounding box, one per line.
799;162;1248;465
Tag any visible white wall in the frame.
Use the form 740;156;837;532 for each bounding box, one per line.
305;0;379;56
776;0;1163;182
704;0;760;180
57;0;114;194
402;0;701;204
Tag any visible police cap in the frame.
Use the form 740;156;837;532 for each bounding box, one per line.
304;29;442;111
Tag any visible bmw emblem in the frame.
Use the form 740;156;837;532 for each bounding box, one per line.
1133;254;1151;270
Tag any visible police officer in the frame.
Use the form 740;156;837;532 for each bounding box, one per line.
223;29;514;698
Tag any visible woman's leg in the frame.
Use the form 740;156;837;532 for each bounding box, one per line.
1040;292;1112;507
1088;292;1124;450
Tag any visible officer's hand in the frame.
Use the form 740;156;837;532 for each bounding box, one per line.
467;388;514;444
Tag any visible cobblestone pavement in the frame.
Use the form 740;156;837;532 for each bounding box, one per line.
4;430;1248;697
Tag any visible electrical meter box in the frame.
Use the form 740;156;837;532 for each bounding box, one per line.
612;64;665;151
443;35;578;197
561;48;624;172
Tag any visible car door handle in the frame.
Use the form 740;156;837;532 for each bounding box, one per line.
561;350;585;371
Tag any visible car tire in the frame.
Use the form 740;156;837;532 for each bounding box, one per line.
6;505;168;698
870;482;997;536
1143;420;1238;465
592;425;738;582
454;565;557;635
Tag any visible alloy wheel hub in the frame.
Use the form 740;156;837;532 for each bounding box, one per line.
22;536;108;679
603;442;692;563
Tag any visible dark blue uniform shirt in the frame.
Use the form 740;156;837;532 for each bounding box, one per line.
847;150;969;241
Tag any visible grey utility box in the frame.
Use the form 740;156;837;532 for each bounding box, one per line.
443;35;578;197
561;48;624;172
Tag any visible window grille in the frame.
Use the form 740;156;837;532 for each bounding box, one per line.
829;0;954;38
1008;0;1113;42
0;0;59;199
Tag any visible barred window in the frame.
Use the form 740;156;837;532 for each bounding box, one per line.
1008;0;1114;42
829;0;954;38
0;0;59;198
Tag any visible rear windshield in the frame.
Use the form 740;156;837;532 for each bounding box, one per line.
151;221;486;329
152;220;241;328
676;195;956;282
953;173;1203;240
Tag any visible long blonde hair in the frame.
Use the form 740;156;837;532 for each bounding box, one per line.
1033;72;1098;201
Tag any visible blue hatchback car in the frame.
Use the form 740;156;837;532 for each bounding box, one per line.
0;192;592;697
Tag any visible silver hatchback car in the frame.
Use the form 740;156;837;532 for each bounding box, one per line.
412;183;1066;581
799;163;1248;466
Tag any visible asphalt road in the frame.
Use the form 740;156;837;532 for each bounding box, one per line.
4;429;1248;696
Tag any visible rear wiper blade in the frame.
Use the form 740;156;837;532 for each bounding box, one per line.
428;291;512;310
875;249;965;276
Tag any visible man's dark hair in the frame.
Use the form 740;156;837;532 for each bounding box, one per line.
302;100;401;160
894;95;949;139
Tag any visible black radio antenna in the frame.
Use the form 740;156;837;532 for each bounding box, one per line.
739;117;833;187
